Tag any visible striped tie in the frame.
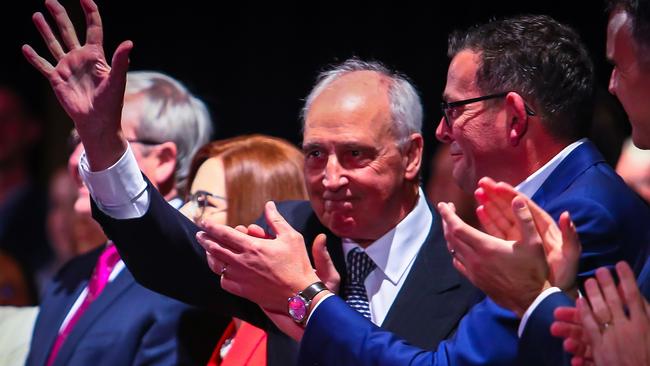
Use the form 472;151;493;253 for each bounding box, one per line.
343;247;376;320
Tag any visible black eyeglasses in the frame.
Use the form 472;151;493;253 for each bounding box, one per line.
126;138;165;146
188;190;228;220
68;129;164;148
440;92;536;128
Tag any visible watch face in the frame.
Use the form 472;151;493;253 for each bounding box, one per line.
288;295;307;322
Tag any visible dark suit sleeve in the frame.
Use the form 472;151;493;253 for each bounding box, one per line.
298;296;519;366
91;179;267;328
132;300;196;365
518;292;575;366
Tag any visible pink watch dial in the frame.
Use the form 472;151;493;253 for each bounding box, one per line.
288;296;307;321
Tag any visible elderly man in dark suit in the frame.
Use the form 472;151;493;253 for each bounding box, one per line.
22;0;481;365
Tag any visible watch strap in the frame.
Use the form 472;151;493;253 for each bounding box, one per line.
299;281;328;302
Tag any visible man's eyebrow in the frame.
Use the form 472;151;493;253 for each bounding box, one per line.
338;142;373;150
302;142;321;151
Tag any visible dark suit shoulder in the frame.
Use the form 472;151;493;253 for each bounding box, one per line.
258;200;329;242
43;246;105;298
382;206;483;349
272;200;316;226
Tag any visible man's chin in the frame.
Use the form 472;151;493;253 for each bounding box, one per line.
323;213;359;237
632;127;650;150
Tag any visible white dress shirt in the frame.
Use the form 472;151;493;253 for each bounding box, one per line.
341;189;432;326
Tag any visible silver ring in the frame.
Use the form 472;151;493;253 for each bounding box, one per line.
219;264;228;276
450;249;456;256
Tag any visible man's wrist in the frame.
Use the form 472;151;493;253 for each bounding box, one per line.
287;280;329;324
518;286;562;337
511;281;553;318
83;132;128;172
303;290;331;326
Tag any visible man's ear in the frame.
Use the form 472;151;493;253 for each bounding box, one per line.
505;92;530;147
152;141;178;186
404;133;423;181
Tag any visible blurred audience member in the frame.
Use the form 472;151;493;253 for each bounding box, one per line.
588;87;631;167
37;166;106;294
179;134;308;366
616;137;650;202
426;144;478;228
0;251;33;306
0;85;51;304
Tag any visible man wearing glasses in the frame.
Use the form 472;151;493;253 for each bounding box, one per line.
195;14;650;366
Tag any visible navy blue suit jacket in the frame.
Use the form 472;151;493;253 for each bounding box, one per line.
92;189;482;366
26;244;225;366
296;140;650;366
518;258;650;366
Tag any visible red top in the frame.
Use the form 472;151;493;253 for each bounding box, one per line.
207;320;267;366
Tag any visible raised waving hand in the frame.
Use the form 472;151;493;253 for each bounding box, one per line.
23;0;131;170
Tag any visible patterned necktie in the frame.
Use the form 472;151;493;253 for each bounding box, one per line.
343;247;376;320
46;244;121;366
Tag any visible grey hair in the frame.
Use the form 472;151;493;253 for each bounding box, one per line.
125;71;214;194
301;58;423;147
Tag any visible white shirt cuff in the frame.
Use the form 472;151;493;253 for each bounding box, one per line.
79;143;150;219
518;286;561;337
305;293;335;326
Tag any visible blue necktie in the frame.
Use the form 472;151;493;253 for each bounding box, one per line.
343;247;376;320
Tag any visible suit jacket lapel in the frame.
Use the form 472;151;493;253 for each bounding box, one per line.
53;268;135;366
29;248;101;366
301;211;348;290
381;207;463;329
531;140;605;207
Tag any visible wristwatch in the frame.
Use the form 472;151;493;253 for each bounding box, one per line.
287;281;328;324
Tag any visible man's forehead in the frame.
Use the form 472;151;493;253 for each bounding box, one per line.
444;50;481;99
607;10;632;60
302;126;378;147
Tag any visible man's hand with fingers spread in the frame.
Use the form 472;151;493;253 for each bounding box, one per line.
552;262;650;366
196;201;339;314
439;197;549;317
477;179;582;295
23;0;131;171
439;178;581;317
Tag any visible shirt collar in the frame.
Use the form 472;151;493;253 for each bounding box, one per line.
342;188;433;285
516;139;586;197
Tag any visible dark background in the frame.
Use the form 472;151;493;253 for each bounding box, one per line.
1;0;626;186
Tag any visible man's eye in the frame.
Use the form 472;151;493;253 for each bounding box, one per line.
448;107;462;119
307;150;321;158
350;150;361;157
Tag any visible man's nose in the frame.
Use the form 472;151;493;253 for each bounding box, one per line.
436;116;453;144
322;155;349;190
